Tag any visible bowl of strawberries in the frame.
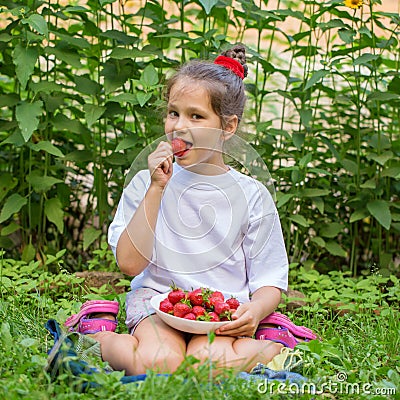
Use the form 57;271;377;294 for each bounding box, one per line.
149;286;240;335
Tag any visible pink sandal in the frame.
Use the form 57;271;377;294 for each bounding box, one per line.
64;300;119;334
255;312;318;348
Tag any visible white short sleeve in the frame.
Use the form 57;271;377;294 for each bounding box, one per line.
242;183;288;293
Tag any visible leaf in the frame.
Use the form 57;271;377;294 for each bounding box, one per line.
28;141;65;157
44;198;64;233
22;14;48;37
367;200;391;230
360;178;376;189
367;92;400;102
136;92;152;107
15;100;43;142
26;174;63;192
74;76;101;96
83;227;102;250
64;150;93;162
277;193;294;208
0;173;18;202
312;197;324;214
30;81;63;94
0;193;27;223
320;223;344;238
100;30;138;45
110;48;152;59
12;44;38;89
102;59;133;94
311;236;326;247
292;133;305;150
44;47;82;68
367;151;394;166
288;214;309;227
108;93;138;105
83;104;106;128
22;243;36;263
304;70;329;90
340;159;358;175
358;26;372;38
338;28;355;44
52;32;90;49
350;209;369;223
140;64;159;87
1;222;21;236
0;94;20;107
300;189;330;198
299;108;312;128
20;337;37;347
198;0;219;15
381;166;400;179
325;241;347;257
353;53;379;66
115;137;137;152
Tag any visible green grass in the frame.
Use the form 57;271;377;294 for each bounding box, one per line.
0;254;399;399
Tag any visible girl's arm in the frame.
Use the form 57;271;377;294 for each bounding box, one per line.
216;286;281;337
116;141;173;276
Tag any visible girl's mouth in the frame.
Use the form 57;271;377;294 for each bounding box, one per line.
171;138;193;158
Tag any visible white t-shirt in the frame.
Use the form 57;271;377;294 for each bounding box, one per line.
108;163;288;304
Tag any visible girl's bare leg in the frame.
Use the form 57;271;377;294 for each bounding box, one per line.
186;335;283;373
93;314;186;375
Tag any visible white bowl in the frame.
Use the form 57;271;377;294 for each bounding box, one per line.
149;292;229;334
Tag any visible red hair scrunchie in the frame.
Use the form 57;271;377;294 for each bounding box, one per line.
214;55;245;80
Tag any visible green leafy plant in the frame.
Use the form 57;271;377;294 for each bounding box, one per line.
0;0;398;276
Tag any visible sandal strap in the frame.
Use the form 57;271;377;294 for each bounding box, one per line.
255;327;298;348
65;300;119;328
259;312;317;340
78;318;118;335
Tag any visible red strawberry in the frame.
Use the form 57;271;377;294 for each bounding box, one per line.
171;138;186;156
192;305;206;318
213;301;230;316
188;288;205;306
208;311;220;322
168;283;186;305
159;298;174;314
208;295;225;309
226;297;240;310
173;302;191;318
210;291;224;301
183;312;196;320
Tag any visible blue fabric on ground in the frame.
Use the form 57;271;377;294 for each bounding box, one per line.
45;319;306;390
237;367;306;384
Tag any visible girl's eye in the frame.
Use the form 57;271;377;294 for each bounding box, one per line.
192;114;203;120
168;111;178;118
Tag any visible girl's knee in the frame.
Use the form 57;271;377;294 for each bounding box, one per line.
141;347;185;373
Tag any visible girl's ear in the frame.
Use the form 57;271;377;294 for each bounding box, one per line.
223;115;238;140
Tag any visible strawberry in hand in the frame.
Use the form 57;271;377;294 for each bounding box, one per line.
171;138;188;158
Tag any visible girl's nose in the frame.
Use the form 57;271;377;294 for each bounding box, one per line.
173;116;188;132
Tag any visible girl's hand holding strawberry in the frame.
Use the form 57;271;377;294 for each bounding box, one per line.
148;141;173;189
215;301;264;337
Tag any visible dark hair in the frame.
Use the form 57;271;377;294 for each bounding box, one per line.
165;44;248;127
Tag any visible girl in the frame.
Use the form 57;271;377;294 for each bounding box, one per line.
91;45;294;375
